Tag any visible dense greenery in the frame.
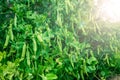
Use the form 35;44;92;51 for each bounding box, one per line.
0;0;120;80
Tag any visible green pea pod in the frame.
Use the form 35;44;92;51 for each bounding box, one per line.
83;59;88;76
3;34;10;49
9;24;14;41
57;38;62;53
37;34;43;43
67;0;74;11
57;10;62;26
21;42;26;60
105;54;109;65
14;14;17;27
81;70;84;80
32;38;37;54
26;46;30;66
65;0;69;14
82;28;87;35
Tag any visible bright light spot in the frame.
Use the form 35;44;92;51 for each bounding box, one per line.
96;0;120;22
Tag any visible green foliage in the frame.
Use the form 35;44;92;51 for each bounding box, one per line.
0;0;120;80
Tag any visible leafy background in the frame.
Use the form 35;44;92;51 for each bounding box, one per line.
0;0;120;80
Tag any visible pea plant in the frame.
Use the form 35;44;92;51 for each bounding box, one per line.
0;0;120;80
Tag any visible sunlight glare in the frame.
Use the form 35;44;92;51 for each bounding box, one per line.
97;0;120;22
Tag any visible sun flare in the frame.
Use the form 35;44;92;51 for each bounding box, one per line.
96;0;120;22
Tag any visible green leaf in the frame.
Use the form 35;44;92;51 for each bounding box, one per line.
46;73;58;80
